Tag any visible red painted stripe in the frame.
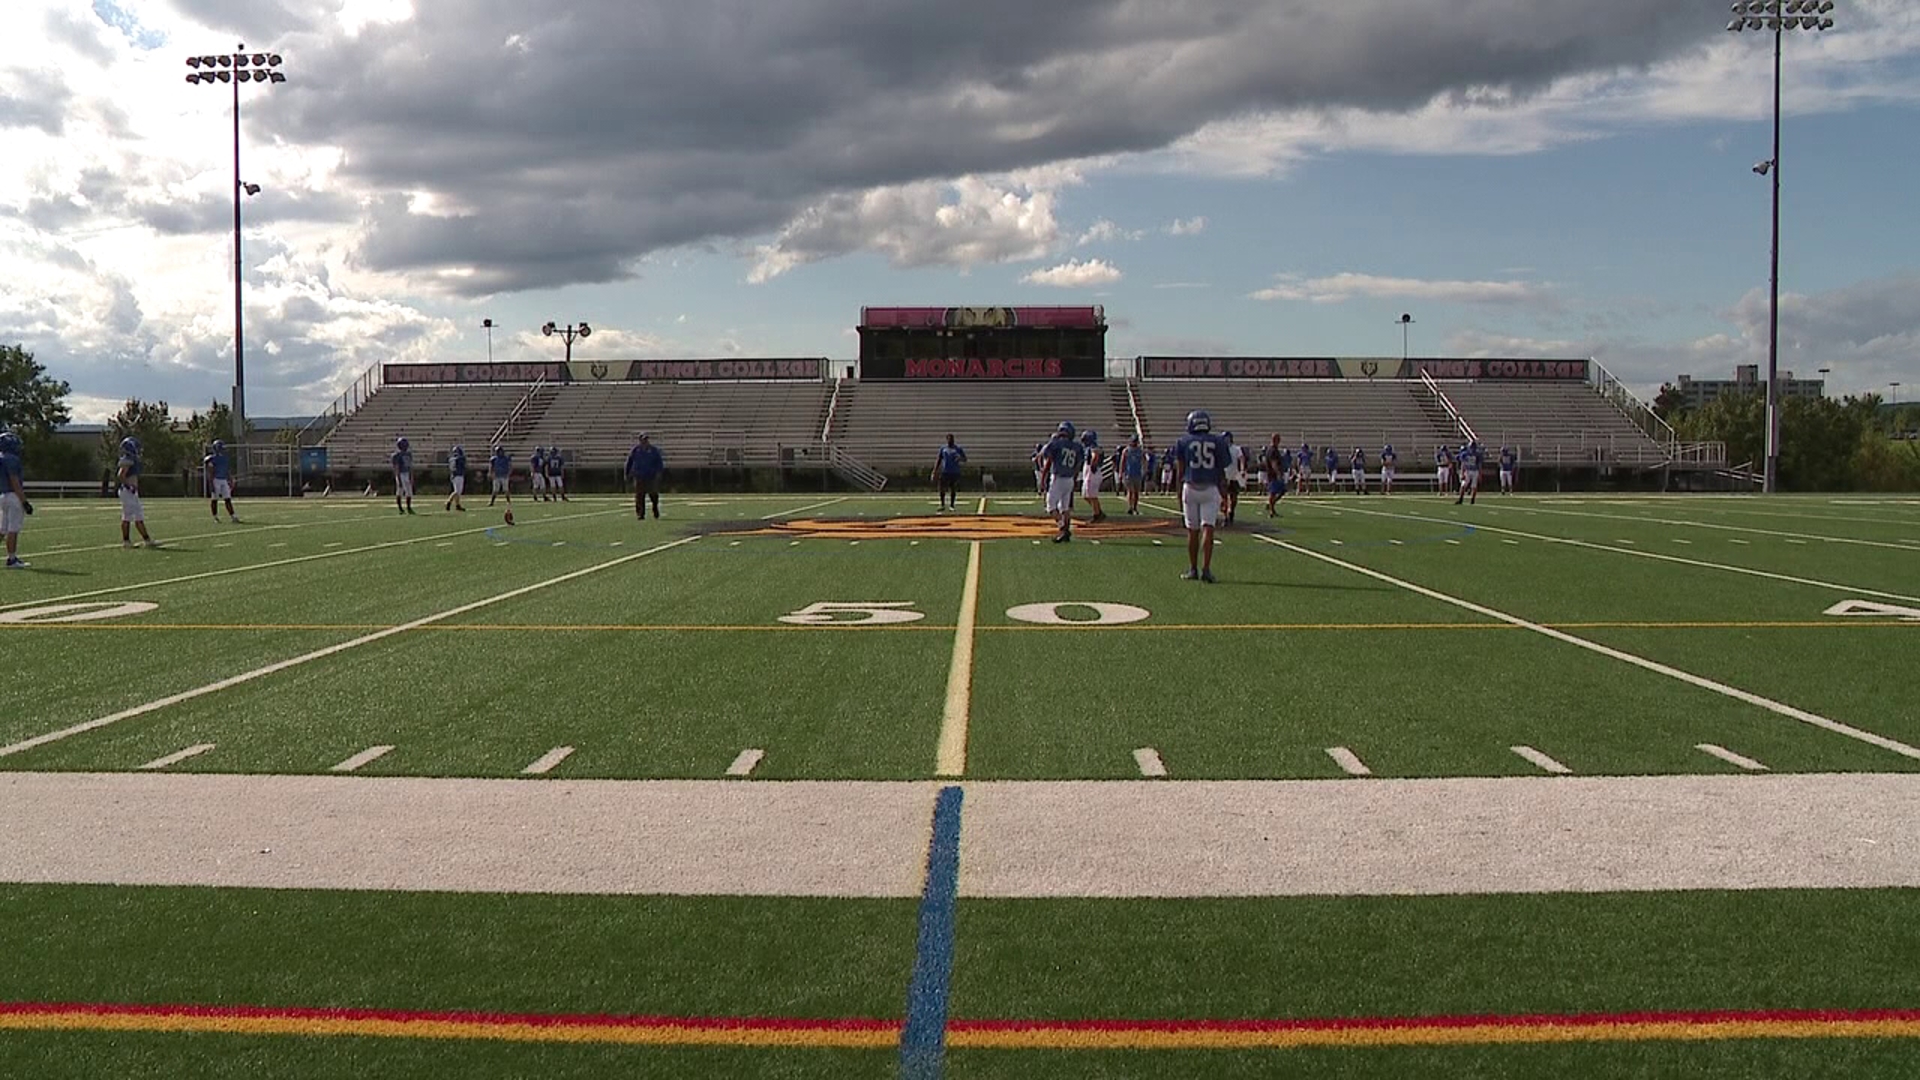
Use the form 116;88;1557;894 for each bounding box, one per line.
948;1008;1920;1034
0;1001;896;1032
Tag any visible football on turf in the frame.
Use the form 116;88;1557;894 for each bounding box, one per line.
504;509;515;525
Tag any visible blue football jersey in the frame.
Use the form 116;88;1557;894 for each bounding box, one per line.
1174;432;1228;486
936;445;966;475
1046;436;1083;480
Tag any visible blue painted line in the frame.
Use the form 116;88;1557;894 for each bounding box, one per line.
899;785;963;1080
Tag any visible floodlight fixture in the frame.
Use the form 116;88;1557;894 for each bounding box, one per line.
542;322;594;362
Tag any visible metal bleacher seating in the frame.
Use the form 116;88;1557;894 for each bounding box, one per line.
523;382;831;468
1440;381;1666;465
829;379;1128;470
320;384;528;471
1133;380;1460;464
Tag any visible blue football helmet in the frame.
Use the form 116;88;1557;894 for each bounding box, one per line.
1384;443;1395;455
211;439;225;452
1080;429;1098;447
1222;430;1234;442
0;430;20;454
396;436;409;451
1185;410;1211;434
452;443;463;455
120;436;138;455
493;444;505;456
1055;421;1075;438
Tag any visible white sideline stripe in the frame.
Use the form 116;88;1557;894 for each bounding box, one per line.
0;535;700;759
1326;747;1371;776
936;537;984;777
523;747;575;775
1134;747;1168;778
1730;539;1750;545
727;749;765;777
0;508;626;615
27;513;394;559
137;744;216;771
1697;743;1769;772
436;542;454;547
1288;502;1920;607
758;496;848;520
331;745;395;772
1254;534;1920;762
1511;745;1572;775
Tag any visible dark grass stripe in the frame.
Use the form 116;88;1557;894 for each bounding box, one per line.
899;786;964;1079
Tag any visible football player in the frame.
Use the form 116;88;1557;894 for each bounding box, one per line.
204;439;240;522
1118;435;1146;514
1080;429;1107;525
1323;445;1340;493
1296;441;1313;495
1500;445;1518;494
547;446;569;501
1262;434;1288;518
1040;421;1081;543
391;436;415;515
1173;410;1228;582
1456;442;1483;505
445;443;468;512
1220;432;1244;525
528;446;547;501
934;435;967;511
1435;445;1453;495
1;430;29;568
1381;443;1398;494
488;444;512;508
1350;446;1367;495
116;437;159;548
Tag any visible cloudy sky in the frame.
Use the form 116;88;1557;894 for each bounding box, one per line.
2;0;1917;422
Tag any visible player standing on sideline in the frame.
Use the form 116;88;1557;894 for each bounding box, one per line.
1;430;30;568
1262;434;1288;518
1173;410;1228;583
1500;445;1518;494
1456;442;1483;505
1158;446;1174;494
1322;445;1340;494
1118;435;1146;514
391;436;415;515
1350;446;1368;495
115;437;159;548
545;446;567;502
445;443;468;512
1294;441;1311;495
1381;444;1397;494
933;435;967;511
1040;421;1081;543
1079;429;1108;524
204;439;240;522
488;444;512;509
627;433;665;519
1435;445;1453;495
1032;441;1047;495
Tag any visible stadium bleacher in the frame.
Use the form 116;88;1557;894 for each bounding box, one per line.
1133;380;1462;462
1440;381;1666;465
523;382;831;468
829;379;1127;470
319;383;527;471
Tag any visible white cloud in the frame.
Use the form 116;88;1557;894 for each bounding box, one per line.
1251;272;1558;308
747;173;1073;283
1022;258;1123;288
1077;218;1143;245
1165;216;1208;236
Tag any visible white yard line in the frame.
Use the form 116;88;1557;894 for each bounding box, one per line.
331;745;395;773
1697;743;1769;771
1510;745;1572;775
26;514;395;559
1494;503;1920;553
1134;747;1168;777
523;747;575;775
0;535;699;759
1288;502;1920;607
0;508;626;615
137;744;216;771
757;496;849;520
726;749;766;777
936;535;985;777
1254;534;1920;762
1326;747;1372;776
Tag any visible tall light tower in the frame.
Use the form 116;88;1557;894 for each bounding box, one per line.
1397;313;1415;362
482;318;496;363
186;46;286;445
541;321;592;363
1727;1;1835;493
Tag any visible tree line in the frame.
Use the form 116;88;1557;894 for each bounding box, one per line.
1654;382;1920;491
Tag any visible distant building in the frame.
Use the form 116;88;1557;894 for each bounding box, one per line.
1674;364;1825;410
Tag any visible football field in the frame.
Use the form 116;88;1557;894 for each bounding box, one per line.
3;490;1919;1077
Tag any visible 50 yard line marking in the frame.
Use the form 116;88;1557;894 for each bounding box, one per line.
935;498;987;777
0;535;699;760
1254;533;1920;762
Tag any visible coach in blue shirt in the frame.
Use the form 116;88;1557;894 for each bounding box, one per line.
627;434;665;520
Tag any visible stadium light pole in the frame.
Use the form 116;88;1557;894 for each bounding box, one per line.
1398;313;1414;362
482;318;495;363
186;45;286;444
541;321;592;363
1816;365;1831;398
1728;0;1835;493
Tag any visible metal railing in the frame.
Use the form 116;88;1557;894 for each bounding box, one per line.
1418;371;1477;443
1124;378;1147;443
828;445;888;491
305;361;383;446
820;377;844;443
1588;357;1675;450
491;374;549;447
